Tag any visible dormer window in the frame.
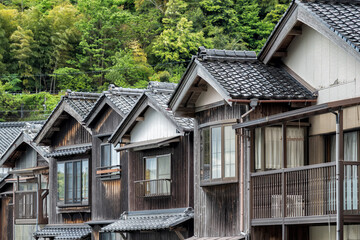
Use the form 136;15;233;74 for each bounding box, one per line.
200;125;237;185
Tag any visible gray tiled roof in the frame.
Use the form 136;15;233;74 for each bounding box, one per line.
64;91;101;120
0;121;44;158
301;0;360;53
33;225;91;240
102;207;193;232
84;86;144;123
46;144;92;158
196;47;316;99
146;83;194;130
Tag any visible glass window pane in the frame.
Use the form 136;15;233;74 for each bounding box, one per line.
65;162;73;203
286;127;305;168
201;128;210;180
111;145;120;166
224;126;236;178
265;127;282;169
158;155;171;179
57;163;65;203
211;127;222;179
145;158;157;180
101;144;111;167
82;160;88;202
73;161;81;203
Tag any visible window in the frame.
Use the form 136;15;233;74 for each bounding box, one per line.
254;126;305;171
57;159;88;205
100;233;122;240
144;154;171;196
101;143;120;167
200;125;237;184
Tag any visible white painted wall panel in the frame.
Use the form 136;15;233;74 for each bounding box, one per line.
195;84;224;107
283;25;360;103
130;107;178;143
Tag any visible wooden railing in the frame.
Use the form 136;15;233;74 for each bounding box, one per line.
14;189;48;224
135;179;171;197
251;162;360;220
96;165;121;180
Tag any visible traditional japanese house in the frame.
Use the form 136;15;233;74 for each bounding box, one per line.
33;91;100;240
168;47;316;239
0;122;49;240
231;0;360;239
83;85;143;240
102;81;194;240
0;121;44;240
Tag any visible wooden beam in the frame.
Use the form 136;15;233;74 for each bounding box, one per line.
174;230;185;240
273;51;287;58
50;127;60;131
135;116;144;122
120;233;127;240
289;27;302;35
96;168;121;175
58;115;69;120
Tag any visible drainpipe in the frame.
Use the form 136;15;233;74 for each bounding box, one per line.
239;99;258;238
333;112;341;240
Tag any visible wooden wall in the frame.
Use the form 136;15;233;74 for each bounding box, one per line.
92;106;122;135
194;103;245;237
252;225;309;240
52;116;92;147
0;196;13;240
127;134;193;211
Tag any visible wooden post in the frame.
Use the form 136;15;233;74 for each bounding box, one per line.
282;123;287;240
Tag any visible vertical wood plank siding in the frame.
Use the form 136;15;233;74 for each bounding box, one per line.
128;135;193;211
0;196;13;240
194;104;245;237
52;117;92;147
93;107;122;135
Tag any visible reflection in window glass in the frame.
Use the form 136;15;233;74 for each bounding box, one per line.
224;126;236;177
201;128;210;180
57;163;65;203
82;160;88;201
211;127;222;179
65;162;73;203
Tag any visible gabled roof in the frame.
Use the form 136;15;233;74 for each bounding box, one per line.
84;85;144;126
0;121;44;158
259;0;360;63
34;91;100;144
168;47;316;116
101;207;194;232
109;82;194;144
0;122;49;168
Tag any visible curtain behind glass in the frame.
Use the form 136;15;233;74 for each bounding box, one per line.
286;127;305;168
224;126;236;177
344;132;358;210
211;127;222;178
265;127;282;169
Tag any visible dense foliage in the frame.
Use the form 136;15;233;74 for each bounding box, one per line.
0;0;290;121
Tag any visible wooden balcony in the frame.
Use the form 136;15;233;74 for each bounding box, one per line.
96;165;121;180
135;179;171;198
14;189;48;224
251;162;360;225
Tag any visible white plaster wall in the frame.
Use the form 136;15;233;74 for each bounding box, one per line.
195;84;224;107
130;107;178;143
310;225;360;240
283;25;360;104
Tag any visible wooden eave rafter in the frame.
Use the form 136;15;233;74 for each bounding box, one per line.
233;96;360;129
260;1;360;64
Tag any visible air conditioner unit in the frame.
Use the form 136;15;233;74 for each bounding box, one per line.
271;195;304;218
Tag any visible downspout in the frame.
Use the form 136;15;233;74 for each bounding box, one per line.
239;99;258;239
333;112;341;240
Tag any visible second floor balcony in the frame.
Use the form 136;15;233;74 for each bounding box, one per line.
14;189;48;224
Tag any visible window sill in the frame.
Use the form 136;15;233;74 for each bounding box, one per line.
200;179;238;187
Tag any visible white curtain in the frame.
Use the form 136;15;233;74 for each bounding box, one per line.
286;127;305;168
265;127;282;169
255;128;263;170
344;132;358;210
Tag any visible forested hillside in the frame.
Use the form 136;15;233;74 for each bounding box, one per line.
0;0;289;120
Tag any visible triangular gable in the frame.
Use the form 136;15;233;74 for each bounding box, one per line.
34;98;91;145
109;93;184;145
0;132;49;168
258;0;360;64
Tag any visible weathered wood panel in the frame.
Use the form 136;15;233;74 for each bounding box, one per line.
128;134;193;211
91;137;128;221
0;196;13;240
93;106;122;135
52;117;91;147
197;103;246;125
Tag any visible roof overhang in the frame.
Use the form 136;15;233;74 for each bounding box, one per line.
168;59;232;118
0;132;49;168
259;1;360;64
8;166;49;175
46;144;92;158
233;96;360;129
33;224;92;240
116;136;181;152
34;99;91;145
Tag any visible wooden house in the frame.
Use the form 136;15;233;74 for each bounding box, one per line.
102;81;194;240
32;91;100;239
0;121;45;240
83;85;143;240
168;47;316;239
231;0;360;239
